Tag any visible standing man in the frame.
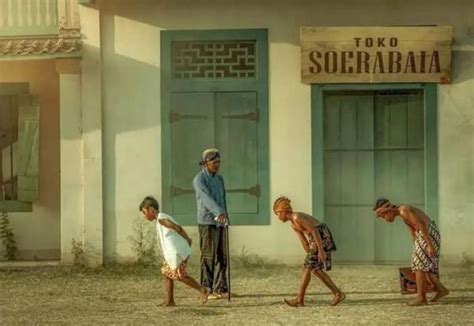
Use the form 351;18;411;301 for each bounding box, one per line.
193;148;229;300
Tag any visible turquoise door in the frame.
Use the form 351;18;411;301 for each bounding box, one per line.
161;29;269;226
374;91;425;263
170;92;215;216
323;90;425;263
168;91;260;222
215;92;259;214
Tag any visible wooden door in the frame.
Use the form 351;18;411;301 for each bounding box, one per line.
323;90;425;263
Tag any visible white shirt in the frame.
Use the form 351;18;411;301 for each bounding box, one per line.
156;212;192;269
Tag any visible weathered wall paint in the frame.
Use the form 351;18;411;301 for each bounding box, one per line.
90;0;474;265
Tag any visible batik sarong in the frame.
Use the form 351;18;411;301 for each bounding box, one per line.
412;221;440;274
161;259;188;280
304;223;337;271
317;223;337;252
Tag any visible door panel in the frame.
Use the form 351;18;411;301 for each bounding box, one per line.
407;150;425;204
358;207;376;261
169;91;260;220
407;93;424;148
324;152;341;205
324;96;340;150
340;152;358;205
389;95;408;148
171;92;214;215
339;207;359;261
324;93;375;263
358;151;375;205
374;91;425;263
357;95;375;149
215;92;258;214
340;96;358;149
390;150;410;203
324;90;425;264
374;95;390;148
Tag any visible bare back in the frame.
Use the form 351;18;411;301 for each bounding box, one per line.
290;212;321;236
399;205;431;230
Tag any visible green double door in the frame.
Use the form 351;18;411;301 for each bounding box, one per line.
323;90;425;263
168;91;260;223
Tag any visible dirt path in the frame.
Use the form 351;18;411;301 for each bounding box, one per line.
1;264;473;324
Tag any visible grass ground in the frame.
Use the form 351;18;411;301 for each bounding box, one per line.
1;261;473;325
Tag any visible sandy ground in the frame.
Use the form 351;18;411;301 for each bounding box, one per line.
1;263;473;325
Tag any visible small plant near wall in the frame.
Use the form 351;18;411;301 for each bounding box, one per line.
128;216;160;266
0;211;17;260
71;237;86;267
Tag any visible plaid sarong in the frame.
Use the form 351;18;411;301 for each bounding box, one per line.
304;224;337;271
412;221;440;274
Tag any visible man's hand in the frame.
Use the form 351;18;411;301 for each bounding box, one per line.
186;236;192;246
318;249;327;262
216;214;227;225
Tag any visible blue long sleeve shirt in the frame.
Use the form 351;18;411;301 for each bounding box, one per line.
193;169;227;225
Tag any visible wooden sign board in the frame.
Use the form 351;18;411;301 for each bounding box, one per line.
301;26;453;84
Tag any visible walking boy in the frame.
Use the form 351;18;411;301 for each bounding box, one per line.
374;198;449;306
273;196;345;307
140;196;210;306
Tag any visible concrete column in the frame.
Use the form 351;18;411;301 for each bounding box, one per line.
79;2;104;266
56;58;84;264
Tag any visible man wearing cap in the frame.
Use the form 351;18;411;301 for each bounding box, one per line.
193;148;229;299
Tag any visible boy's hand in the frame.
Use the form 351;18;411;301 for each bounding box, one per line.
427;245;435;258
187;237;192;246
318;249;327;262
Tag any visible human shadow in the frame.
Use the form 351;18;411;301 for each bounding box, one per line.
233;287;474;299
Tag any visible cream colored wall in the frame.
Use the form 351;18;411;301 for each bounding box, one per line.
78;4;105;266
0;60;60;260
58;69;84;264
97;0;474;264
438;58;474;265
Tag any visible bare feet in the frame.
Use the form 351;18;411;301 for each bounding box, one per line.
331;292;346;306
158;301;176;307
407;297;428;306
431;288;450;302
284;298;304;307
201;287;211;304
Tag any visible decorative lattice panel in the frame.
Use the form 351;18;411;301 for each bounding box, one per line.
172;40;257;79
